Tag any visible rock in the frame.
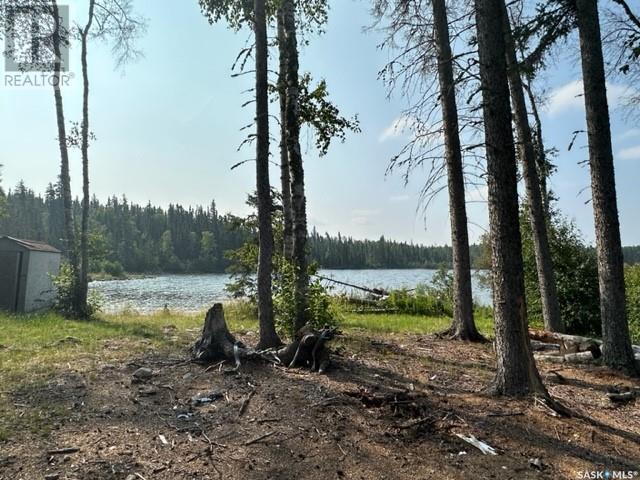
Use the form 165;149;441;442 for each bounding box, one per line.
138;386;159;396
44;474;60;480
191;391;223;406
529;458;545;470
132;367;153;382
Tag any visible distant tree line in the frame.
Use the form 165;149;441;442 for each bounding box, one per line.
0;181;507;274
308;228;485;269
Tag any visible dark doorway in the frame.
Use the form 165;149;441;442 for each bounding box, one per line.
0;251;22;312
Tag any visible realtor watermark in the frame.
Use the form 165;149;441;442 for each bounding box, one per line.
2;2;73;88
577;470;639;479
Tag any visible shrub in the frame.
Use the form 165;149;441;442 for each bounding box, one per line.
382;286;452;317
521;207;600;335
625;265;640;344
273;260;339;337
52;263;103;318
381;267;455;317
100;260;125;278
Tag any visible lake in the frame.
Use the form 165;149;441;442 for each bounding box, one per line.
90;269;491;313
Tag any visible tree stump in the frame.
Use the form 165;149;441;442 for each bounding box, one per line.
275;325;337;373
191;304;244;362
190;304;337;373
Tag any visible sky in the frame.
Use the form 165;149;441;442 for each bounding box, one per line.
1;0;639;246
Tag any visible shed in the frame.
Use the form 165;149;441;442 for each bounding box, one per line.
0;236;61;313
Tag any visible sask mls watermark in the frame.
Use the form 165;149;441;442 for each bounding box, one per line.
2;2;73;88
577;470;639;479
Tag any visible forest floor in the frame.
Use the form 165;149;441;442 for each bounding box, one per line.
0;308;639;480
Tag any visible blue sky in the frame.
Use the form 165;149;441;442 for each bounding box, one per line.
1;0;639;246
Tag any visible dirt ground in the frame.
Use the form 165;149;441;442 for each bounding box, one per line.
1;328;639;480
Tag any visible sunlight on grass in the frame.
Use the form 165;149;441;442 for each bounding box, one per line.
339;311;494;337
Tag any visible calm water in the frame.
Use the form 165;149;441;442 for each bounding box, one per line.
90;269;491;313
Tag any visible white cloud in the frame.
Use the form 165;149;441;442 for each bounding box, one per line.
616;128;640;140
545;79;636;117
351;209;380;226
379;116;415;142
546;80;584;116
618;145;640;160
389;194;409;202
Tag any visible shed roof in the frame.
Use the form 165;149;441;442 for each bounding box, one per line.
0;236;61;253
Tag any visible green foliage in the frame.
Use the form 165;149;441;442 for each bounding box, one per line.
96;260;125;278
273;260;338;336
382;287;452;317
521;206;600;335
198;0;328;34
52;263;102;318
225;193;338;337
381;267;455;317
625;265;640;344
298;73;361;156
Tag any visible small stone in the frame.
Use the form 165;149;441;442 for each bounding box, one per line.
132;367;153;382
529;458;545;470
191;392;223;406
139;386;159;396
44;474;60;480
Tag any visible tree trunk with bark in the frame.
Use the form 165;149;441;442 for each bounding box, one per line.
501;3;564;333
78;0;96;318
52;0;80;315
277;7;294;261
475;0;546;395
431;0;482;342
254;0;281;349
282;0;310;331
575;0;637;373
522;80;551;217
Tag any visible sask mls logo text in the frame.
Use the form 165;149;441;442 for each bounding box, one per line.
2;2;73;88
577;471;639;479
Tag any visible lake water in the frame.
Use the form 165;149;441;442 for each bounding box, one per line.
90;269;491;313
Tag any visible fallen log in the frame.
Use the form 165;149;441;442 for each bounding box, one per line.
530;329;640;355
534;351;600;365
313;274;389;297
529;330;601;358
190;303;336;373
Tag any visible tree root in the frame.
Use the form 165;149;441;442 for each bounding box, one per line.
190;304;337;373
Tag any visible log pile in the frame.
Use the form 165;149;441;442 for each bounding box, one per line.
529;329;640;370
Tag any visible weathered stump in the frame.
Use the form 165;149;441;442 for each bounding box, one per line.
191;304;245;363
190;304;337;373
276;325;337;373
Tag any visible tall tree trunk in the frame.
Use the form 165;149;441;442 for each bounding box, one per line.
522;79;551;217
277;7;294;261
78;0;96;318
254;0;281;349
575;0;637;373
52;0;79;313
431;0;482;342
282;0;309;331
475;0;546;395
501;3;564;333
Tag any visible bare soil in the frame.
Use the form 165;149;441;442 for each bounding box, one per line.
1;330;639;480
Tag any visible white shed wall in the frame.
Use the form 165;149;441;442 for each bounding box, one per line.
23;251;61;312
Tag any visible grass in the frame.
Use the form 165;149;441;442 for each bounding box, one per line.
0;302;257;441
339;311;494;337
0;303;492;441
